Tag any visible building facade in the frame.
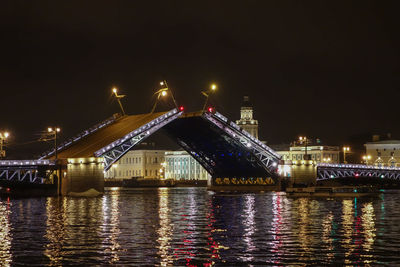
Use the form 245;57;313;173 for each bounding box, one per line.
277;145;340;164
165;151;210;180
104;149;168;180
364;140;400;167
236;96;258;139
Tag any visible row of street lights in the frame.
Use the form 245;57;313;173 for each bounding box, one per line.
1;127;60;159
2;81;217;160
112;81;218;115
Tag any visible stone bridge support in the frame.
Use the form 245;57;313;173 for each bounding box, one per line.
290;164;317;186
61;157;104;196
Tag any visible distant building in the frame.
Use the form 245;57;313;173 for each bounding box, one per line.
104;149;168;180
164;151;210;180
364;137;400;167
236;96;258;139
274;143;340;164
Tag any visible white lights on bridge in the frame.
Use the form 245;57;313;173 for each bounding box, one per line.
98;108;183;170
95;108;181;158
0;160;55;166
40;115;117;159
317;163;400;180
318;163;400;171
203;111;281;174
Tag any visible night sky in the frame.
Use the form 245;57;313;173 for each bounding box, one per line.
2;1;400;158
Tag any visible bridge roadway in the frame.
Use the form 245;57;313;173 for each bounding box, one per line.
41;111;170;159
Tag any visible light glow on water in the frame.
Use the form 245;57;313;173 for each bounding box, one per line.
0;188;400;265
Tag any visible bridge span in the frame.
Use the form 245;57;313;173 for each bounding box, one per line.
316;163;400;186
35;108;281;195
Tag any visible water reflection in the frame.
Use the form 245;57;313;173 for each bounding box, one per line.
0;198;12;267
362;202;376;261
270;192;284;264
1;188;398;265
157;188;173;266
44;197;67;265
102;188;121;264
241;194;255;262
296;198;314;259
322;211;334;261
341;198;378;265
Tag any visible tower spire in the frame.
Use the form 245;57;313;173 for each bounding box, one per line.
236;96;258;139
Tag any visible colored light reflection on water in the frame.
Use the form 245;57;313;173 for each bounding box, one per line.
0;188;400;265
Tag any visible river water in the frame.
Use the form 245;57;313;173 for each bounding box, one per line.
0;187;399;266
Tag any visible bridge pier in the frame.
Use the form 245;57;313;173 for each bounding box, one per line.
62;157;104;197
290;164;317;186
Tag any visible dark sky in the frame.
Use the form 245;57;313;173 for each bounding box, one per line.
1;1;400;157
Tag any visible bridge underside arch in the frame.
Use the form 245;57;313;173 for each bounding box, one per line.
161;115;272;178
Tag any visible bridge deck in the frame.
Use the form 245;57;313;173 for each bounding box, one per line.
50;111;168;159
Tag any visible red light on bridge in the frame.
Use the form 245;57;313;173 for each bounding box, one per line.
179;106;184;111
355;173;359;178
208;107;214;112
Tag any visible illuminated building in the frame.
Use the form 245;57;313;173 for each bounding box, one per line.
274;144;340;164
364;135;400;167
164;151;210;180
236;96;258;139
104;149;168;180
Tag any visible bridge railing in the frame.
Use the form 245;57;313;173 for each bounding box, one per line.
317;162;400;180
317;163;400;171
203;111;281;175
0;160;57;183
0;159;56;166
96;109;183;170
39;114;119;159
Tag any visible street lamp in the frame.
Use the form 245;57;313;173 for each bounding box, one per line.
323;157;331;163
202;83;217;112
362;155;371;165
343;146;350;164
48;127;61;159
0;131;10;158
151;80;178;113
299;136;309;160
112;87;126;116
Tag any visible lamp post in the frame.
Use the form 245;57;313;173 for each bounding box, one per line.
362;155;371;165
343;146;350;164
299;136;309;160
112;87;126;116
151;81;178;113
202;83;217;112
48;127;60;159
0;131;10;158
